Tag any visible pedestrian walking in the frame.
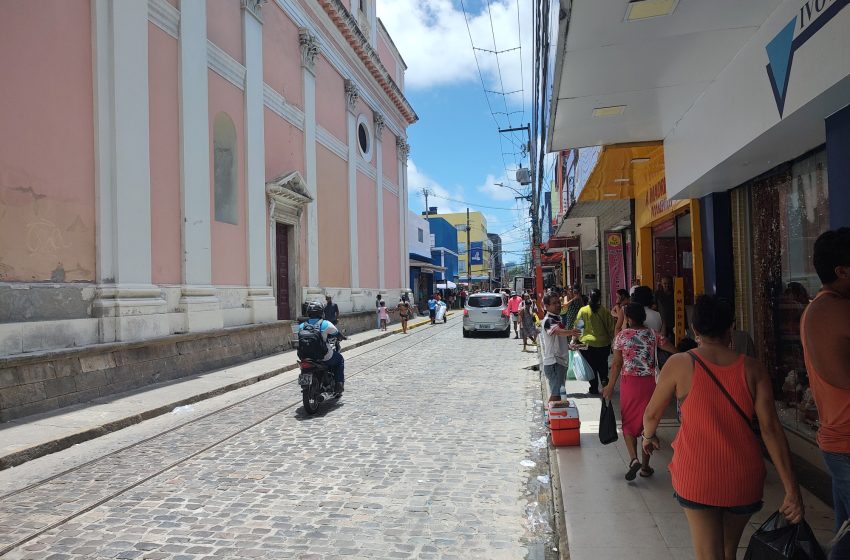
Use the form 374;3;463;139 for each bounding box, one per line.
323;295;340;326
427;294;438;325
398;299;411;333
603;303;675;480
539;293;580;402
656;275;675;339
519;295;539;352
575;289;615;394
378;301;389;331
631;286;663;333
611;288;630;337
508;292;523;338
642;295;804;560
561;285;582;329
375;293;382;329
800;227;850;559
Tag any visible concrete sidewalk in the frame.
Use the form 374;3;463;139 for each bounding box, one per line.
0;313;444;470
550;377;836;559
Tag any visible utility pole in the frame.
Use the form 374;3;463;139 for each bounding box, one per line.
466;208;472;292
422;187;431;220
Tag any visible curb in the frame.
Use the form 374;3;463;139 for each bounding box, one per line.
538;355;570;560
390;312;455;334
0;329;396;471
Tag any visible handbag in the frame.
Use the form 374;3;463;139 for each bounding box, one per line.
599;399;619;444
689;351;761;438
744;511;827;560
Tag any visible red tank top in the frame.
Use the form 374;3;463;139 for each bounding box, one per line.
669;353;766;506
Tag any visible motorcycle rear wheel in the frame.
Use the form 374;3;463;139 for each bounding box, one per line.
302;383;321;414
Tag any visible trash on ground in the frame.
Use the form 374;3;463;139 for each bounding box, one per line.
171;405;194;414
520;460;536;468
531;436;548;449
537;475;550;484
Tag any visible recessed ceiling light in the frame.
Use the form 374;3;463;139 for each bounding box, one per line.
603;193;618;197
613;178;630;183
625;0;679;21
592;105;626;118
630;157;650;164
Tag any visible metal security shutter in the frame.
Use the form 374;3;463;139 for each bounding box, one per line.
730;187;753;334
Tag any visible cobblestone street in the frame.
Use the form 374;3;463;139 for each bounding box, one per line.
0;316;559;560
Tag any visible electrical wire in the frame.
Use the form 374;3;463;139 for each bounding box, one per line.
429;193;529;211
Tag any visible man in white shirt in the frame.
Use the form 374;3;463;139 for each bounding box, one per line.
539;293;581;402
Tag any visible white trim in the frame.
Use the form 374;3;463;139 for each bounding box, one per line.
303;65;319;287
147;0;179;39
207;40;246;90
347;110;360;288
273;0;406;139
356;158;377;181
383;178;399;195
433;246;459;257
356;113;373;163
375;133;384;289
263;83;305;130
316;126;348;161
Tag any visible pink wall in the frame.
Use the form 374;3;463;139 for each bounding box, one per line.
383;130;398;185
383;190;401;288
264;109;305;181
315;56;346;142
0;0;95;282
149;24;181;285
357;172;378;288
209;71;248;286
263;2;303;109
207;0;243;64
316;145;349;287
377;35;397;85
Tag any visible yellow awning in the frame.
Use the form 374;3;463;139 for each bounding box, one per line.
578;142;665;203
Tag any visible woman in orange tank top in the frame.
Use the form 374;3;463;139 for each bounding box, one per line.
642;295;804;560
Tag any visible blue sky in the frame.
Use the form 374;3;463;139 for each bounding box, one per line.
376;0;550;263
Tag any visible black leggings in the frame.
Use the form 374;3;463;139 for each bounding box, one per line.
580;345;611;392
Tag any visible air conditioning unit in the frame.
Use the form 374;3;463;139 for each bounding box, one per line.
516;167;531;185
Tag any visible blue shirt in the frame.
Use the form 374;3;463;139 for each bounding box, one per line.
428;299;437;310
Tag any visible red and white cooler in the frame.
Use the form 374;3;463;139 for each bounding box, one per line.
548;400;580;447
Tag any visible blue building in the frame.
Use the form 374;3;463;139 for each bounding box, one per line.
427;217;459;287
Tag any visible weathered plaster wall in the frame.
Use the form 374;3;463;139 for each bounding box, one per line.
316;145;349;287
377;35;397;85
383;130;398;185
208;71;248;286
206;0;243;64
148;23;181;285
0;0;95;283
315;56;346;142
357;171;378;288
383;190;400;287
263;3;303;108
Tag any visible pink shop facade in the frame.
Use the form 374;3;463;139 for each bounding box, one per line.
0;0;416;357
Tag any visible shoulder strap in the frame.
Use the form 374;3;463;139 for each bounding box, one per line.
688;351;756;434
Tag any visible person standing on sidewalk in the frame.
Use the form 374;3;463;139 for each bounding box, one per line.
611;288;630;337
398;299;411;334
519;295;539;352
540;293;580;402
508;292;523;338
561;285;582;329
801;227;850;559
575;289;615;395
375;293;382;329
378;301;389;331
642;295;804;560
323;295;340;326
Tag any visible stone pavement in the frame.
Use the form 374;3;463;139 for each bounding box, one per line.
552;376;836;560
0;315;561;559
0;313;443;470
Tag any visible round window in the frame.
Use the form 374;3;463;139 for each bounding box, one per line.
356;115;372;162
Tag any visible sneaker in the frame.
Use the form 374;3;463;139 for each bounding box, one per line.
334;382;344;394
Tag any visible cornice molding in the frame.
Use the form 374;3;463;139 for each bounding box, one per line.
241;0;265;23
395;137;410;160
298;28;320;75
316;126;348;162
383;178;399;195
357;158;377;181
344;79;360;114
373;112;385;140
148;0;179;39
207;41;246;90
263;83;305;130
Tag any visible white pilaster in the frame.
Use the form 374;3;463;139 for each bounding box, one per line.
345;80;360;289
374;113;385;289
300;29;319;288
178;0;222;332
242;0;275;323
397;138;410;291
91;0;168;342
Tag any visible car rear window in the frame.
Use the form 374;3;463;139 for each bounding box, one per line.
467;296;503;308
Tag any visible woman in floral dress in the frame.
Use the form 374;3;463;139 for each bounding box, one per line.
603;303;675;480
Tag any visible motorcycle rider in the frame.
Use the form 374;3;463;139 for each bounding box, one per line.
299;301;345;394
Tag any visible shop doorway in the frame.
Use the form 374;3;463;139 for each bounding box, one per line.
275;222;291;320
652;212;694;304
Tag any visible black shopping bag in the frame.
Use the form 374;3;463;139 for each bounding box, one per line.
598;399;618;445
744;511;827;560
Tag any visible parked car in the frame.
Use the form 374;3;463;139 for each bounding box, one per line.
463;292;510;338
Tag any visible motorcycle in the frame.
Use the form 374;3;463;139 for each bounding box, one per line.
298;332;344;414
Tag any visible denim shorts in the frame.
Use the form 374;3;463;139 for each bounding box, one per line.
673;493;763;516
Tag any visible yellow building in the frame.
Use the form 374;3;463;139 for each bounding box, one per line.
430;211;492;285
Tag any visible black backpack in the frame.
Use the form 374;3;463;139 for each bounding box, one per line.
297;321;328;360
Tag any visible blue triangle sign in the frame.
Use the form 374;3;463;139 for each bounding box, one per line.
765;18;797;116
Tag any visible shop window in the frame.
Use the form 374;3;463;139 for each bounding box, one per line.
213;112;238;225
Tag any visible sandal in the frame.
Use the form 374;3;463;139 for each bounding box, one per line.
625;459;641;481
639;466;655;478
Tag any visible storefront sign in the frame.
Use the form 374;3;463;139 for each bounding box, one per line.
645;178;675;219
766;0;848;116
674;276;686;343
470;242;483;265
606;232;626;308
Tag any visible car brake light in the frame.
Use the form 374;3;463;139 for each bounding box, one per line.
463;309;469;317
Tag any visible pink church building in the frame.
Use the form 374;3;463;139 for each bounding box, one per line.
0;0;416;360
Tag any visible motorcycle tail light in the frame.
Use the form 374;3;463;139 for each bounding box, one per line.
463;309;469;317
300;361;313;368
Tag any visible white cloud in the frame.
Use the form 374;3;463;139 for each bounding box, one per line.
377;0;533;111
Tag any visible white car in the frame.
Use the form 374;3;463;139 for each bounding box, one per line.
462;292;511;338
